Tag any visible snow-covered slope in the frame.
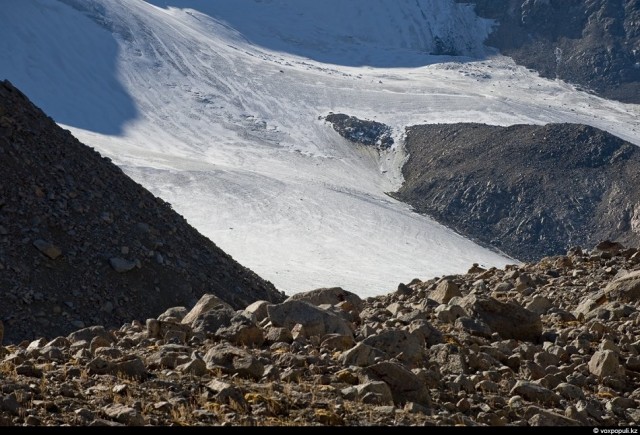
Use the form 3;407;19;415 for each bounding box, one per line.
2;0;639;296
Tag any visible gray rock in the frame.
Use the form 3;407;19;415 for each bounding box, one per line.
430;343;469;374
510;380;562;405
263;326;293;344
33;239;62;259
455;316;492;338
458;294;542;342
157;306;188;322
430;279;462;304
554;382;586;400
524;406;581;426
605;270;640;302
244;300;273;323
525;296;554;315
286;287;364;314
191;307;235;335
435;304;466;323
68;326;114;345
215;314;264;347
342;381;394;405
109;257;137;272
320;333;355;351
267;300;353;337
102;404;144;426
339;342;387;367
588;350;625;377
361;329;424;365
181;293;234;326
364;361;432;406
203;344;264;379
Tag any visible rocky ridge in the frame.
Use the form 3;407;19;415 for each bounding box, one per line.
392;122;640;262
0;79;285;344
458;0;640;104
0;241;639;426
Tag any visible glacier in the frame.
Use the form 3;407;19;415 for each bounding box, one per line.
1;0;639;297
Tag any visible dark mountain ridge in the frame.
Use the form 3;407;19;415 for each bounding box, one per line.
0;80;285;343
458;0;640;104
392;122;640;262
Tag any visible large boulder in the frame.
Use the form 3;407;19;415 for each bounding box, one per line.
203;344;264;380
286;287;364;314
363;361;432;407
361;329;424;366
181;294;234;326
458;294;542;342
604;270;640;302
267;300;354;337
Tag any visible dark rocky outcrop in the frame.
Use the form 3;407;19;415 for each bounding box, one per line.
458;0;640;104
324;113;394;150
0;80;285;343
392;122;640;262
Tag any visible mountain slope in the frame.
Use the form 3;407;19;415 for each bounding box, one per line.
461;0;640;104
393;122;640;261
1;0;639;296
0;80;284;343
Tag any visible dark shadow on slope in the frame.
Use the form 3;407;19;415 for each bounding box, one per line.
0;1;137;135
146;0;493;68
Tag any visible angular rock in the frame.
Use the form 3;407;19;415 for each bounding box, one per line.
33;239;62;259
267;300;353;337
108;257;137;273
429;343;469;374
364;361;432;407
202;344;264;380
342;381;394;406
361;329;423;365
605;270;640;302
244;300;273;323
286;287;364;314
455;316;492;338
157;306;188;322
339;342;387;367
215;314;264;347
510;381;562;405
102;404;144;426
430;279;461;304
458;294;542;342
588;350;625;378
181;293;234;326
525;406;581;426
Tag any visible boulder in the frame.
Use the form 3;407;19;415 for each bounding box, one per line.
605;270;640;302
267;300;353;337
458;294;542;342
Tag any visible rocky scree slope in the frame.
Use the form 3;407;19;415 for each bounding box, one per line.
0;80;285;344
458;0;640;104
392;122;640;262
0;242;639;426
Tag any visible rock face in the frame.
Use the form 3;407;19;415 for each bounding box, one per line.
324;113;394;150
1;244;639;426
458;0;640;104
392;122;640;262
0;80;285;343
